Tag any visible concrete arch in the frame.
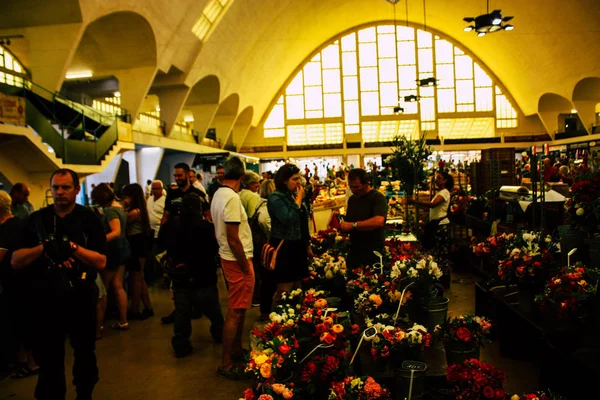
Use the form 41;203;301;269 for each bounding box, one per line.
228;106;254;151
186;75;221;140
213;93;240;148
67;11;158;119
572;77;600;134
538;93;574;138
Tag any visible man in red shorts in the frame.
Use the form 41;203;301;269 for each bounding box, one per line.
210;156;255;380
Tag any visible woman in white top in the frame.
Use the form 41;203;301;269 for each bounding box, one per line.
408;170;454;254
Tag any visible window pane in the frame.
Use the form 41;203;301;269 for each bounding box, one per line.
286;95;304;119
474;62;492;87
345;124;360;134
455;55;473;79
358;27;376;42
437;88;456;113
359;67;378;91
341;33;356;51
398;65;417;89
475;87;493;111
436;64;455;89
380;82;399;107
456;80;474;104
377;33;396;58
419;86;434;98
322;44;340;69
435;39;453;63
264;104;284;128
397;41;416;64
358;43;377;67
396;26;414;41
305;86;323;111
323;69;341;93
378;58;397;83
342;52;357;75
343;76;359;100
305;110;323;118
420;97;435;121
418;48;433;73
361;91;379;116
286;72;303;95
324;93;342;117
303;62;322;85
344;100;360;124
377;25;395;34
417;30;432;48
264;128;285;138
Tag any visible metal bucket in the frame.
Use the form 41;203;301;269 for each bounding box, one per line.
394;367;425;400
427;297;449;349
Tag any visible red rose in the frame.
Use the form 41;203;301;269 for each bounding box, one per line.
456;327;472;343
482;386;495;399
495;388;505;399
278;344;292;355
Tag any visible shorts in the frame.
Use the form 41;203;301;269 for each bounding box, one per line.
106;237;130;271
220;258;255;309
128;233;150;259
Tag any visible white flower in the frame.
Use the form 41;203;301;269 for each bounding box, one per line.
408;267;418;278
287;308;295;315
390;265;401;280
406;330;423;344
416;259;427;269
269;313;283;323
510;248;521;257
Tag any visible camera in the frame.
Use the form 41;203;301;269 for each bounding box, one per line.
43;235;74;267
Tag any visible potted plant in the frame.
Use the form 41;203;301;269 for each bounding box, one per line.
436;314;492;366
384;134;432;197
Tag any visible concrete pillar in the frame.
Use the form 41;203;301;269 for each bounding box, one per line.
189;104;219;140
113;66;158;121
152;86;191;137
537;112;559;140
121;150;138;185
571;101;596;134
135;147;165;189
213;115;236;149
83;153;123;198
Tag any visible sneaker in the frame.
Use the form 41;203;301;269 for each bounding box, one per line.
140;308;155;320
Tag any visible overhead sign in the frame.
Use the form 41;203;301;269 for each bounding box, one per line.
0;94;26;126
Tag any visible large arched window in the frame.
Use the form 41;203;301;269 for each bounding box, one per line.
0;46;29;88
262;24;518;146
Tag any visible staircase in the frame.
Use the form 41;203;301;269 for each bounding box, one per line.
0;80;122;165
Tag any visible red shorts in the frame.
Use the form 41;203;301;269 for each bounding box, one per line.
220;258;255;309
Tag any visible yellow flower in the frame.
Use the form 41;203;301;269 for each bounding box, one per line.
271;384;285;394
254;354;268;366
510;395;520;400
332;324;344;333
282;388;294;399
578;280;587;286
369;294;383;306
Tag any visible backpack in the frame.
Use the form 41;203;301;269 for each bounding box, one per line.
249;200;268;267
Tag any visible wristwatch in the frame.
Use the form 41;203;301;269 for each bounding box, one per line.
71;242;79;252
352;222;358;231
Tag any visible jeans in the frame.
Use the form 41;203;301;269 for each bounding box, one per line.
31;281;98;400
172;285;224;353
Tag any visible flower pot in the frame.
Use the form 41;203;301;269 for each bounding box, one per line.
444;342;480;367
427;297;449;349
394;366;425;400
516;284;537;315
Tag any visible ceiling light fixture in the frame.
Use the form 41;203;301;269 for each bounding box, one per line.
0;35;24;47
417;77;438;87
393;106;405;114
463;0;514;37
404;95;420;102
65;71;93;79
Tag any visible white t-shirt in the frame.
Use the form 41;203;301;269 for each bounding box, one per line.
430;188;450;225
210;186;253;261
147;195;166;237
193;180;207;197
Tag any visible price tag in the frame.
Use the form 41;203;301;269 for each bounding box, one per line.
401;360;427;371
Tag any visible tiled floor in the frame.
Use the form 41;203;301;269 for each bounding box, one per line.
0;271;539;399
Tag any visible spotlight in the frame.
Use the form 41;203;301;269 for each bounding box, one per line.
417;77;438;87
393;106;405;114
0;34;24;46
463;9;514;36
404;95;420;102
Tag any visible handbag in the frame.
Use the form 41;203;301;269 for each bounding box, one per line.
261;240;284;271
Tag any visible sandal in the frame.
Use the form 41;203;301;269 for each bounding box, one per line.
11;365;40;379
112;322;130;330
217;366;252;381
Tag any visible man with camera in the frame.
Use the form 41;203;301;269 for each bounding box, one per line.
12;169;106;400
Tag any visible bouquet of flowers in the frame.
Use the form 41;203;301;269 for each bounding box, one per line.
310;229;350;256
369;323;431;360
449;188;472;224
391;255;443;304
239;382;296;400
509;391;567;400
305;253;347;292
564;166;600;234
471;232;514;258
496;231;558;286
446;358;507;400
328;376;392;400
384;134;432;196
246;321;300;382
383;239;422;265
436;314;492;349
535;262;600;320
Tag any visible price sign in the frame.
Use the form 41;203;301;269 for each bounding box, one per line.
401;360;427;371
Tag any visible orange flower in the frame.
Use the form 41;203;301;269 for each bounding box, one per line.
271;384;285;394
282;388;294;399
315;299;328;308
260;362;272;379
369;294;382;306
332;324;344;334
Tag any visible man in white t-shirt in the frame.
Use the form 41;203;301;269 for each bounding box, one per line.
189;169;208;198
210;156;254;380
147;180;166;238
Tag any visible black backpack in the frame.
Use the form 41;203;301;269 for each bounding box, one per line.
248;200;268;267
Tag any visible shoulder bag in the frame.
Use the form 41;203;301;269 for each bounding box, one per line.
261;239;284;271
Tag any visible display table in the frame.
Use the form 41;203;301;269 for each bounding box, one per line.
387;233;419;242
475;281;600;398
